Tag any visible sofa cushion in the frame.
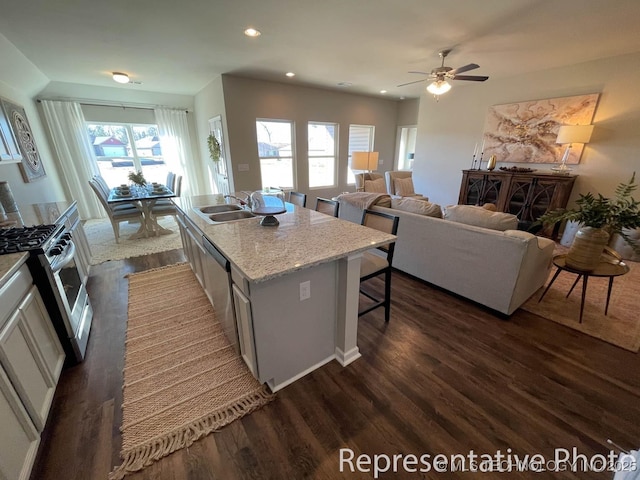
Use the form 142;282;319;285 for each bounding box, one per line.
364;178;387;193
444;205;518;231
391;197;442;218
394;177;415;196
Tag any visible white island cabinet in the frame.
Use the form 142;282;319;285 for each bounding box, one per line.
174;194;396;392
0;261;65;480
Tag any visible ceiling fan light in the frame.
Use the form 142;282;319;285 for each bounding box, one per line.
112;72;130;84
427;80;451;95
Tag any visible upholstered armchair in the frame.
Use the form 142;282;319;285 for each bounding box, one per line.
355;172;387;193
385;171;426;199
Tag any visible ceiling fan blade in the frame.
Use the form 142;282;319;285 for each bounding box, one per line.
397;79;428;87
453;75;489;82
408;71;430;75
449;63;479;75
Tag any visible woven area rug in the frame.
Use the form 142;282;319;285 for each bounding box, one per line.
83;216;183;265
110;263;274;479
522;256;640;352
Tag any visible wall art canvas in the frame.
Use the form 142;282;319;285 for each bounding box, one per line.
483;93;599;164
1;98;47;182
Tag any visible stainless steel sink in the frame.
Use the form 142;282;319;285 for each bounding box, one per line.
197;204;243;214
208;210;256;222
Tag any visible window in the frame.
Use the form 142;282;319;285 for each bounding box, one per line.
347;125;375;184
308;122;337;188
86;123;166;187
256;119;295;189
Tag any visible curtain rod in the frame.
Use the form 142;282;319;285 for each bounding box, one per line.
36;97;189;113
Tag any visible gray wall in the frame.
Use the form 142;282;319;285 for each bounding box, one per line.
218;75;401;206
412;51;640;208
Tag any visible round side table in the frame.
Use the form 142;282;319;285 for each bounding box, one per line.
538;254;630;323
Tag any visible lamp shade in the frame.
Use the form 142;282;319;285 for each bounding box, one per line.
556;125;594;144
351;151;379;171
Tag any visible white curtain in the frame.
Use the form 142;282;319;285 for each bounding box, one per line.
154;108;202;197
41;100;105;219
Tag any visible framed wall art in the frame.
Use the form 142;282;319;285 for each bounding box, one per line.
482;93;599;164
1;98;47;182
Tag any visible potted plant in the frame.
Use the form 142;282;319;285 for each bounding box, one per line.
537;172;640;270
207;133;221;162
128;170;147;187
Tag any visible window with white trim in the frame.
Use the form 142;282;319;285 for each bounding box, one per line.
308;122;337;188
347;124;375;184
86;123;166;187
256;119;295;189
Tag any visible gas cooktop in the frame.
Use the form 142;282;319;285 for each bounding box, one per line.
0;224;59;254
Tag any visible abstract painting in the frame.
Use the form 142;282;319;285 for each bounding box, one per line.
1;98;46;182
483;94;599;164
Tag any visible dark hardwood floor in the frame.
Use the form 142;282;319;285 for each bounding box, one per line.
30;249;640;479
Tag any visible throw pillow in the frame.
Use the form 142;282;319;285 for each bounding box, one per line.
391;197;443;218
364;178;387;193
394;177;415;196
444;205;518;231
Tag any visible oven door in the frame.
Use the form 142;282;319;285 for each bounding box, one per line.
50;241;92;359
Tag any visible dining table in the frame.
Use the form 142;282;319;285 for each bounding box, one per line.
107;184;176;239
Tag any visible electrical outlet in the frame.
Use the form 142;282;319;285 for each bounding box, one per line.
299;280;311;301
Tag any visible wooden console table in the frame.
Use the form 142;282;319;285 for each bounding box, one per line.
458;169;576;231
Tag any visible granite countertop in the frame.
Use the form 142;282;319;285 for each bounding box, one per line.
0;252;29;289
1;201;74;228
174;194;396;283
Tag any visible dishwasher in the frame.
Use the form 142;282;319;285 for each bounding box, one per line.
202;237;239;355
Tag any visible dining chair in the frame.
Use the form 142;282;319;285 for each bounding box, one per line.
166;172;176;193
88;179;143;243
92;174;137;211
288;191;307;208
358;209;399;322
315;197;339;217
152;175;182;221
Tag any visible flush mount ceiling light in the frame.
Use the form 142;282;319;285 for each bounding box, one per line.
112;72;130;84
244;27;261;37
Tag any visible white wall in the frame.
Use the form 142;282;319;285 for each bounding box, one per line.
413;51;640;209
217;75;400;206
0;34;64;205
193;75;227;193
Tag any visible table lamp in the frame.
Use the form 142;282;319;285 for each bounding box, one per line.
351;151;379;191
552;125;594;174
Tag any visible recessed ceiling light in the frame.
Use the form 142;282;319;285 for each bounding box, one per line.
244;27;261;37
380;90;387;94
285;72;295;77
337;82;352;87
112;72;130;84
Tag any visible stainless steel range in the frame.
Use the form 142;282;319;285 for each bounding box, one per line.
0;223;93;363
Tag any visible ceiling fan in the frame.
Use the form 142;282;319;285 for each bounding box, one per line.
398;49;489;96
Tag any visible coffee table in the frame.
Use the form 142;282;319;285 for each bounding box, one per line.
538;253;630;323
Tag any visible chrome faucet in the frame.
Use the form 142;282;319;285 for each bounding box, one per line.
224;192;253;209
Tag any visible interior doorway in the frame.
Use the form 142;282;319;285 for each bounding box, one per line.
395;126;417;170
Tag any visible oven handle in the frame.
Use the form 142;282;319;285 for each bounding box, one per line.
51;241;77;273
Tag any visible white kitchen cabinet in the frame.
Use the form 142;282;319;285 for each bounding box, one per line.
176;211;205;287
231;284;258;377
0;366;40;480
0;263;64;479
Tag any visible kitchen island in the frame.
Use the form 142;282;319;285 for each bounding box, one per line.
173;194;396;392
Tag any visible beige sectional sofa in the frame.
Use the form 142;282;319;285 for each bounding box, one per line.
338;195;555;315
